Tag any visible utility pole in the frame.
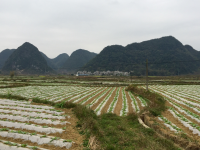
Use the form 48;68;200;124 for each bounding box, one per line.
146;59;148;91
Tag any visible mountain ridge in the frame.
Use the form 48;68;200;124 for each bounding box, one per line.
2;42;53;74
61;49;97;73
82;36;200;75
0;49;16;69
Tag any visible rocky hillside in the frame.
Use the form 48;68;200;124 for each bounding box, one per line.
0;49;15;69
62;49;97;73
2;42;53;74
82;36;200;76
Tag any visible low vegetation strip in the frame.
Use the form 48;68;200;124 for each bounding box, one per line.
127;85;167;116
71;102;180;149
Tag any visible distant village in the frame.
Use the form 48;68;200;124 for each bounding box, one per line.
76;71;130;76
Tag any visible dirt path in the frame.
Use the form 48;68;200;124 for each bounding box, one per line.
114;87;122;116
84;87;108;106
91;87;113;110
100;87;117;114
125;91;134;114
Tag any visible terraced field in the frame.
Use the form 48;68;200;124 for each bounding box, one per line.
0;99;84;150
145;85;200;140
0;86;146;116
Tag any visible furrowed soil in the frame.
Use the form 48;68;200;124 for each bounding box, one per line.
166;102;200;128
114;87;122;116
62;89;90;102
162;109;200;142
125;91;134;114
83;87;108;106
100;87;117;114
0;101;85;150
135;96;143;111
67;88;96;102
184;97;200;105
68;89;99;103
91;87;113;110
75;87;104;104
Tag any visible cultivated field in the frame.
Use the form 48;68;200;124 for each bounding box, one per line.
0;86;147;116
0;98;85;149
1;75;200;149
145;85;200;141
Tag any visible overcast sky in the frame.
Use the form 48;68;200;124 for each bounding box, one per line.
0;0;200;58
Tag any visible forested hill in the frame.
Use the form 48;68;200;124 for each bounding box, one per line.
82;36;200;76
40;52;69;70
62;49;97;73
2;42;53;74
0;49;16;69
52;53;69;69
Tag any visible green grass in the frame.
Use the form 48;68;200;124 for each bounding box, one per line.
72;105;179;150
127;85;167;116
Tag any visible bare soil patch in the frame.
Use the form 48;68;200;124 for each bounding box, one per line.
125;91;134;114
91;88;113;110
114;88;122;116
83;87;108;106
100;87;117;114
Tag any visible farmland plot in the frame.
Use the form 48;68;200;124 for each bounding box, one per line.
0;99;84;150
0;86;147;116
146;85;200;139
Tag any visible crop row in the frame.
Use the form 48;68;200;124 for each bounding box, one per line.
0;86;149;116
147;85;200;137
0;99;73;149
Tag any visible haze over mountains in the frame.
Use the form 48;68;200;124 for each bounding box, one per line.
0;36;200;75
